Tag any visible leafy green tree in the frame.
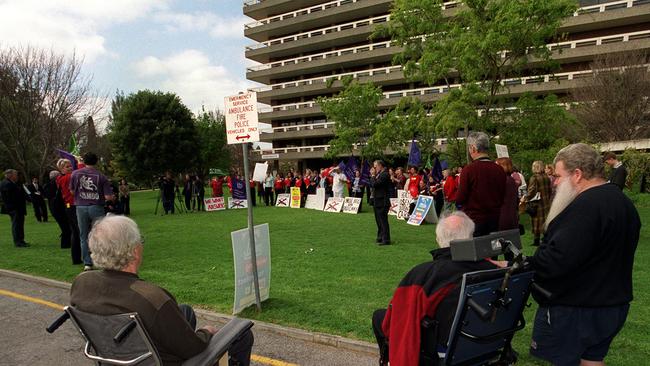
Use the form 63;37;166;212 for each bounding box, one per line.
109;90;199;182
496;93;578;174
194;108;230;177
317;78;383;158
376;0;577;145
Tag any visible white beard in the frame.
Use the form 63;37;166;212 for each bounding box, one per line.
544;179;578;230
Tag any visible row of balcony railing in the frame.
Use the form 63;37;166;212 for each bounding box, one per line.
245;0;641;30
247;27;650;73
255;65;649;113
248;29;650;91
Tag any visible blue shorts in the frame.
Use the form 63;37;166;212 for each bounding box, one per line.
530;304;629;366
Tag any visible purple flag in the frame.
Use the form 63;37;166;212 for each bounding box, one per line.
360;160;371;185
408;140;421;167
344;156;358;180
56;149;78;170
231;176;247;199
431;157;443;182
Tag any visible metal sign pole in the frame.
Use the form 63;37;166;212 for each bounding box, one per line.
242;143;262;312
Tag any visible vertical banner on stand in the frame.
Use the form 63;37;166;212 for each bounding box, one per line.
397;190;411;220
407;195;433;226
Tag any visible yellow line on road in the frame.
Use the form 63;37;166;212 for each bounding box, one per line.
0;288;299;366
252;355;299;366
0;288;65;310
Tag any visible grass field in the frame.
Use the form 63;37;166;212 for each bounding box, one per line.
1;190;648;365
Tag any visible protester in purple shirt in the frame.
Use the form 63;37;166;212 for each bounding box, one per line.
70;152;113;271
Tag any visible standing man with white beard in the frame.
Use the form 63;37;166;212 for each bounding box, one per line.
527;143;640;366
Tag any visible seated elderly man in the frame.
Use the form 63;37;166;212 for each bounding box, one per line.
372;211;497;366
70;215;253;366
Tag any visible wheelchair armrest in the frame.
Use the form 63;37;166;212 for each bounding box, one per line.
182;318;253;366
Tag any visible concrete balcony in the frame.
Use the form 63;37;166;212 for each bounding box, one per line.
259;122;336;142
245;0;392;43
243;0;325;20
249;31;650;102
245;0;650;66
257;67;637;121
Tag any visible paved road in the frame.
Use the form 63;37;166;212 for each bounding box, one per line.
0;270;378;366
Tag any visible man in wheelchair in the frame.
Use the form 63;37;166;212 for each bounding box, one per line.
372;211;499;366
69;215;254;365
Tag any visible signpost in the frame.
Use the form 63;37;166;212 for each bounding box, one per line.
225;91;262;312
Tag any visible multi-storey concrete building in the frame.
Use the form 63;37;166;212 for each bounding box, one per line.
243;0;650;168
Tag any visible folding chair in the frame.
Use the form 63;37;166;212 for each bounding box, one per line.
47;306;253;366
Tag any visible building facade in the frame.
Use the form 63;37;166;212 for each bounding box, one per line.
243;0;650;167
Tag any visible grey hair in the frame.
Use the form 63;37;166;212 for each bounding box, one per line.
89;215;143;270
57;158;71;170
532;160;545;174
4;169;17;178
466;132;490;153
436;211;475;248
554;143;604;180
49;170;61;180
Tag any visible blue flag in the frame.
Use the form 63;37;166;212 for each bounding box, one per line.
408;140;421;167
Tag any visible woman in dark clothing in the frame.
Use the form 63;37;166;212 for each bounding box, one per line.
182;174;192;211
45;170;71;248
525;160;552;246
118;178;130;215
496;157;519;231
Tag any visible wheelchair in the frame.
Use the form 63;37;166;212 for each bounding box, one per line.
47;306;253;366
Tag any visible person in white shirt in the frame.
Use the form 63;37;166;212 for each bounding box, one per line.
331;168;348;198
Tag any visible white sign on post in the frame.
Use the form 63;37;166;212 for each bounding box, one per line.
231;223;271;314
252;163;268;182
495;144;509;158
225;92;260;145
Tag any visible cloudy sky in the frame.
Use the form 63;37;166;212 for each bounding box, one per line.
0;0;259;122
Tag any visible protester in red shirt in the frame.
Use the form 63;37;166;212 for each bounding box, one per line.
442;168;458;211
274;173;285;197
211;176;224;197
55;158;81;265
406;166;422;199
283;174;292;193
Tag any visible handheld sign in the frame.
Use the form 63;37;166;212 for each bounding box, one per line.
204;197;225;211
231;223;271;314
225;92;260;144
252;163;268;182
495;144;509;158
342;197;362;214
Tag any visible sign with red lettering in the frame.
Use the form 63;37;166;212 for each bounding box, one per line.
204;197;225;212
225;91;259;144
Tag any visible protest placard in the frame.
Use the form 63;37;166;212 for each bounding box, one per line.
231;223;270;314
388;198;399;216
342;197;361;214
204;197;225;211
495;144;509;158
228;197;248;209
275;193;290;207
407;195;434;226
324;197;344;212
252;163;268;182
305;195;319;210
397;190;412;220
290;187;301;208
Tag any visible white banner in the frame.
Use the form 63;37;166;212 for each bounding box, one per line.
204;197;226;211
275;193;290;207
252;163;268;182
342;197;361;214
228;198;248;209
324;197;344;212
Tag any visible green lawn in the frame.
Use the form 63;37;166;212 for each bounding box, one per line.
1;190;648;365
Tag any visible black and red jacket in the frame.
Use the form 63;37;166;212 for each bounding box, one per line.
381;247;496;366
